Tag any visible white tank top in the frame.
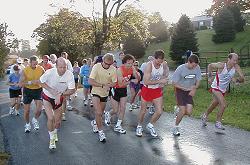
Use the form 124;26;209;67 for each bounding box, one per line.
211;63;235;93
147;61;164;89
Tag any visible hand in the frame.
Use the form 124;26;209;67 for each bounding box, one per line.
208;77;213;84
188;89;196;96
55;94;61;105
159;78;168;84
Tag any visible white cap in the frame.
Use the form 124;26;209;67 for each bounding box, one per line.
16;58;23;63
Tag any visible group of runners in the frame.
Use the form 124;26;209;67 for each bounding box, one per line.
7;50;245;149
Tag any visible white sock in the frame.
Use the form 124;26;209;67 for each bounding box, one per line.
147;122;154;128
49;131;54;139
116;119;122;126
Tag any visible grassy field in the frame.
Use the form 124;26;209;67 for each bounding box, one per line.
141;25;250;131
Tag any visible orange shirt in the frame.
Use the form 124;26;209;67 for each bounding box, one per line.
115;65;133;88
40;62;52;71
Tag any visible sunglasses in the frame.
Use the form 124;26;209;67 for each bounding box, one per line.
104;61;113;66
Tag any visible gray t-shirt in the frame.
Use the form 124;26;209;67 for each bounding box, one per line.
172;64;202;89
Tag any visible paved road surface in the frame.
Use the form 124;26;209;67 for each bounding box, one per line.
0;77;250;165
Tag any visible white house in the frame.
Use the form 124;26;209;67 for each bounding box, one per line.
191;15;213;30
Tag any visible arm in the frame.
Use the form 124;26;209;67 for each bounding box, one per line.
235;64;245;83
207;62;224;84
143;63;167;86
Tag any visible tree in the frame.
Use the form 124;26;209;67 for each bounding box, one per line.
0;23;17;77
212;8;236;43
207;0;250;15
227;5;245;32
169;15;198;63
33;9;92;62
89;0;137;57
148;12;169;43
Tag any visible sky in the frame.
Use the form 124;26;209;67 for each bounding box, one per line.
0;0;213;49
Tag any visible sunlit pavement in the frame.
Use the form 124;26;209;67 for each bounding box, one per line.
0;78;250;165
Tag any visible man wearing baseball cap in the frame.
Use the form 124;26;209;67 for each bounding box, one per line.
10;58;25;74
39;55;52;71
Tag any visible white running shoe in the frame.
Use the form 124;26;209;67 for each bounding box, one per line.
49;139;56;149
98;131;106;142
104;111;111;126
148;106;155;115
74;92;78;97
84;100;88;106
129;104;133;111
201;113;208;127
90;100;93;107
67;105;73;111
32;117;39;130
62;113;66;121
136;125;143;137
91;120;98;133
215;121;225;130
172;127;180;136
24;123;31;133
15;110;20;116
114;125;126;134
9;107;15;115
174;105;179;119
146;124;157;137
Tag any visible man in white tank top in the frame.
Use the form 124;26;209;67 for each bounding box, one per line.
201;53;245;130
136;50;169;137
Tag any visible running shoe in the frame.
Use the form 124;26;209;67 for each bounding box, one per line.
148;106;155;115
15;110;20;116
146;123;157;137
49;139;56;149
201;113;207;126
91;120;98;133
32;117;39;130
172;127;180;136
62;113;66;121
90;100;93;107
24;123;31;133
136;125;143;137
215;121;225;130
129;104;133;111
84;100;88;106
174;105;179;119
104;111;111;126
114;125;126;134
9;107;15;115
98;131;106;142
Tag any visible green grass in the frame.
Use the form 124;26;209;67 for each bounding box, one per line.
164;67;250;131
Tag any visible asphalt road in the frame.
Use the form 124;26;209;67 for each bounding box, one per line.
1;78;250;165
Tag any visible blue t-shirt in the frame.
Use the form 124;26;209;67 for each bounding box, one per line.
80;65;91;85
8;73;21;90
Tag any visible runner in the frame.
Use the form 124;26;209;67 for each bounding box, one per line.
61;52;73;119
136;50;169;137
19;55;45;133
7;65;22;116
88;53;117;142
201;53;245;130
73;61;80;97
172;54;201;136
40;57;75;149
39;55;52;71
106;54;140;134
128;61;143;111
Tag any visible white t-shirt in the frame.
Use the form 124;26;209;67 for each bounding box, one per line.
40;68;75;99
66;59;73;72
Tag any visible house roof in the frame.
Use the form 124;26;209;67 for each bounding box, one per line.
191;15;213;22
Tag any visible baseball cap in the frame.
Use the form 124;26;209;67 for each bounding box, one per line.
16;58;23;64
13;65;20;71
